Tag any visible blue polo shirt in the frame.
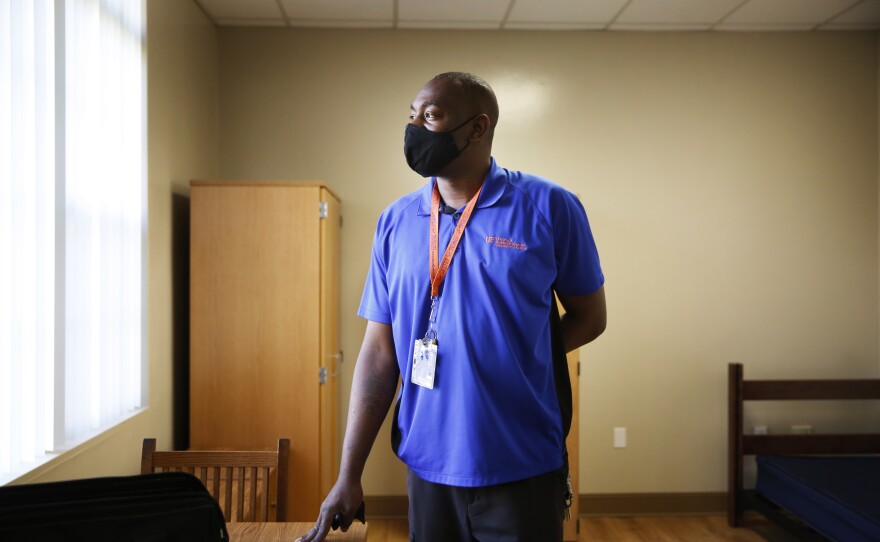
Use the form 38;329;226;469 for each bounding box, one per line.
358;158;604;487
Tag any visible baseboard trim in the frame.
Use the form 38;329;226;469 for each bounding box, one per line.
365;492;727;519
580;492;727;516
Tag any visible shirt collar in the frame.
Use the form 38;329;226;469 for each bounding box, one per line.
417;157;506;216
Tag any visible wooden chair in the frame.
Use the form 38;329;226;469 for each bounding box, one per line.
141;438;290;522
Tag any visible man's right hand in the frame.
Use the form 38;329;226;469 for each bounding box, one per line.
296;479;364;542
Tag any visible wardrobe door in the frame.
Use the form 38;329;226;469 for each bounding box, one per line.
190;182;323;520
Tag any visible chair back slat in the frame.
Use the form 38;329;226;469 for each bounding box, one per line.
250;467;259;521
211;467;220;500
260;467;270;522
140;438;289;523
236;467;245;521
224;466;233;517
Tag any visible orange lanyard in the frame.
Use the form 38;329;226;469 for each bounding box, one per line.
430;182;483;297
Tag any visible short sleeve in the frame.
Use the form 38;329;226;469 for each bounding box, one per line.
552;189;604;297
357;216;393;324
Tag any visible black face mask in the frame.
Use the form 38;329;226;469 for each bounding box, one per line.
403;115;477;177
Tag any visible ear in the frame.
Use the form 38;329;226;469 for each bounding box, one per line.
468;114;492;142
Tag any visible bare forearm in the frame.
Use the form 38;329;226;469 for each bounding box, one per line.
337;343;399;483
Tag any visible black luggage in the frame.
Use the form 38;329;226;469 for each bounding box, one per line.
0;472;228;541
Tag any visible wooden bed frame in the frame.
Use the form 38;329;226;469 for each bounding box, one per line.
727;362;880;537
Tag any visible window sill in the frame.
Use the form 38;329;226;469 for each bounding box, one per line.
1;407;148;486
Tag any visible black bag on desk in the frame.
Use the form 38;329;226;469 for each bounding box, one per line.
0;472;228;542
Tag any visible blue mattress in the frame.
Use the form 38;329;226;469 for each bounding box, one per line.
755;455;880;542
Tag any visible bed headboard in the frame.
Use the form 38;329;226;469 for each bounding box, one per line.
727;362;880;527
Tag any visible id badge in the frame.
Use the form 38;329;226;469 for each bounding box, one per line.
412;338;438;389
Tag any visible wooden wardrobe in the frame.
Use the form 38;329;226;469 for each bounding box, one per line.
189;181;341;521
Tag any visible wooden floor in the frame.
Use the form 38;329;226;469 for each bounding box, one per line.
365;514;803;542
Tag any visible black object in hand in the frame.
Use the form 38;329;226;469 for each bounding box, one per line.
331;501;366;531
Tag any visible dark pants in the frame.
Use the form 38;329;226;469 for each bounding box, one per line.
407;467;566;542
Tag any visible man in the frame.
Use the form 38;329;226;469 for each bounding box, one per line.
299;72;606;542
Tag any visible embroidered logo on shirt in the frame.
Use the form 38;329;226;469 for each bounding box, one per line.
485;236;527;251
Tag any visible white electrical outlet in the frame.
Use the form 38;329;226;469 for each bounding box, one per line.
753;425;768;435
614;427;627;448
791;424;812;435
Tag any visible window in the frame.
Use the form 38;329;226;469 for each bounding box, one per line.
0;0;146;484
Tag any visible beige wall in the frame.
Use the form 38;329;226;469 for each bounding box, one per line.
217;29;880;496
17;0;219;483
16;22;879;500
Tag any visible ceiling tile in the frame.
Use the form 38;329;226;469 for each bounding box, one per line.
617;0;743;24
825;0;880;23
506;0;627;24
280;0;392;21
198;0;282;20
398;0;510;22
722;0;862;25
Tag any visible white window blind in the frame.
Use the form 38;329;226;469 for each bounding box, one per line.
0;0;146;484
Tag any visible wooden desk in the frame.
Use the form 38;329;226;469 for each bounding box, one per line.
227;522;368;541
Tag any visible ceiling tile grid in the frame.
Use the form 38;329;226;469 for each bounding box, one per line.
398;0;510;23
280;0;392;22
194;0;880;30
506;0;628;25
615;0;744;25
822;0;880;29
722;0;860;25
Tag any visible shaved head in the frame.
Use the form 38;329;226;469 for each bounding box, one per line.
431;72;499;129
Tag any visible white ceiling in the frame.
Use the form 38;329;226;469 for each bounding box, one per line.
194;0;880;31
